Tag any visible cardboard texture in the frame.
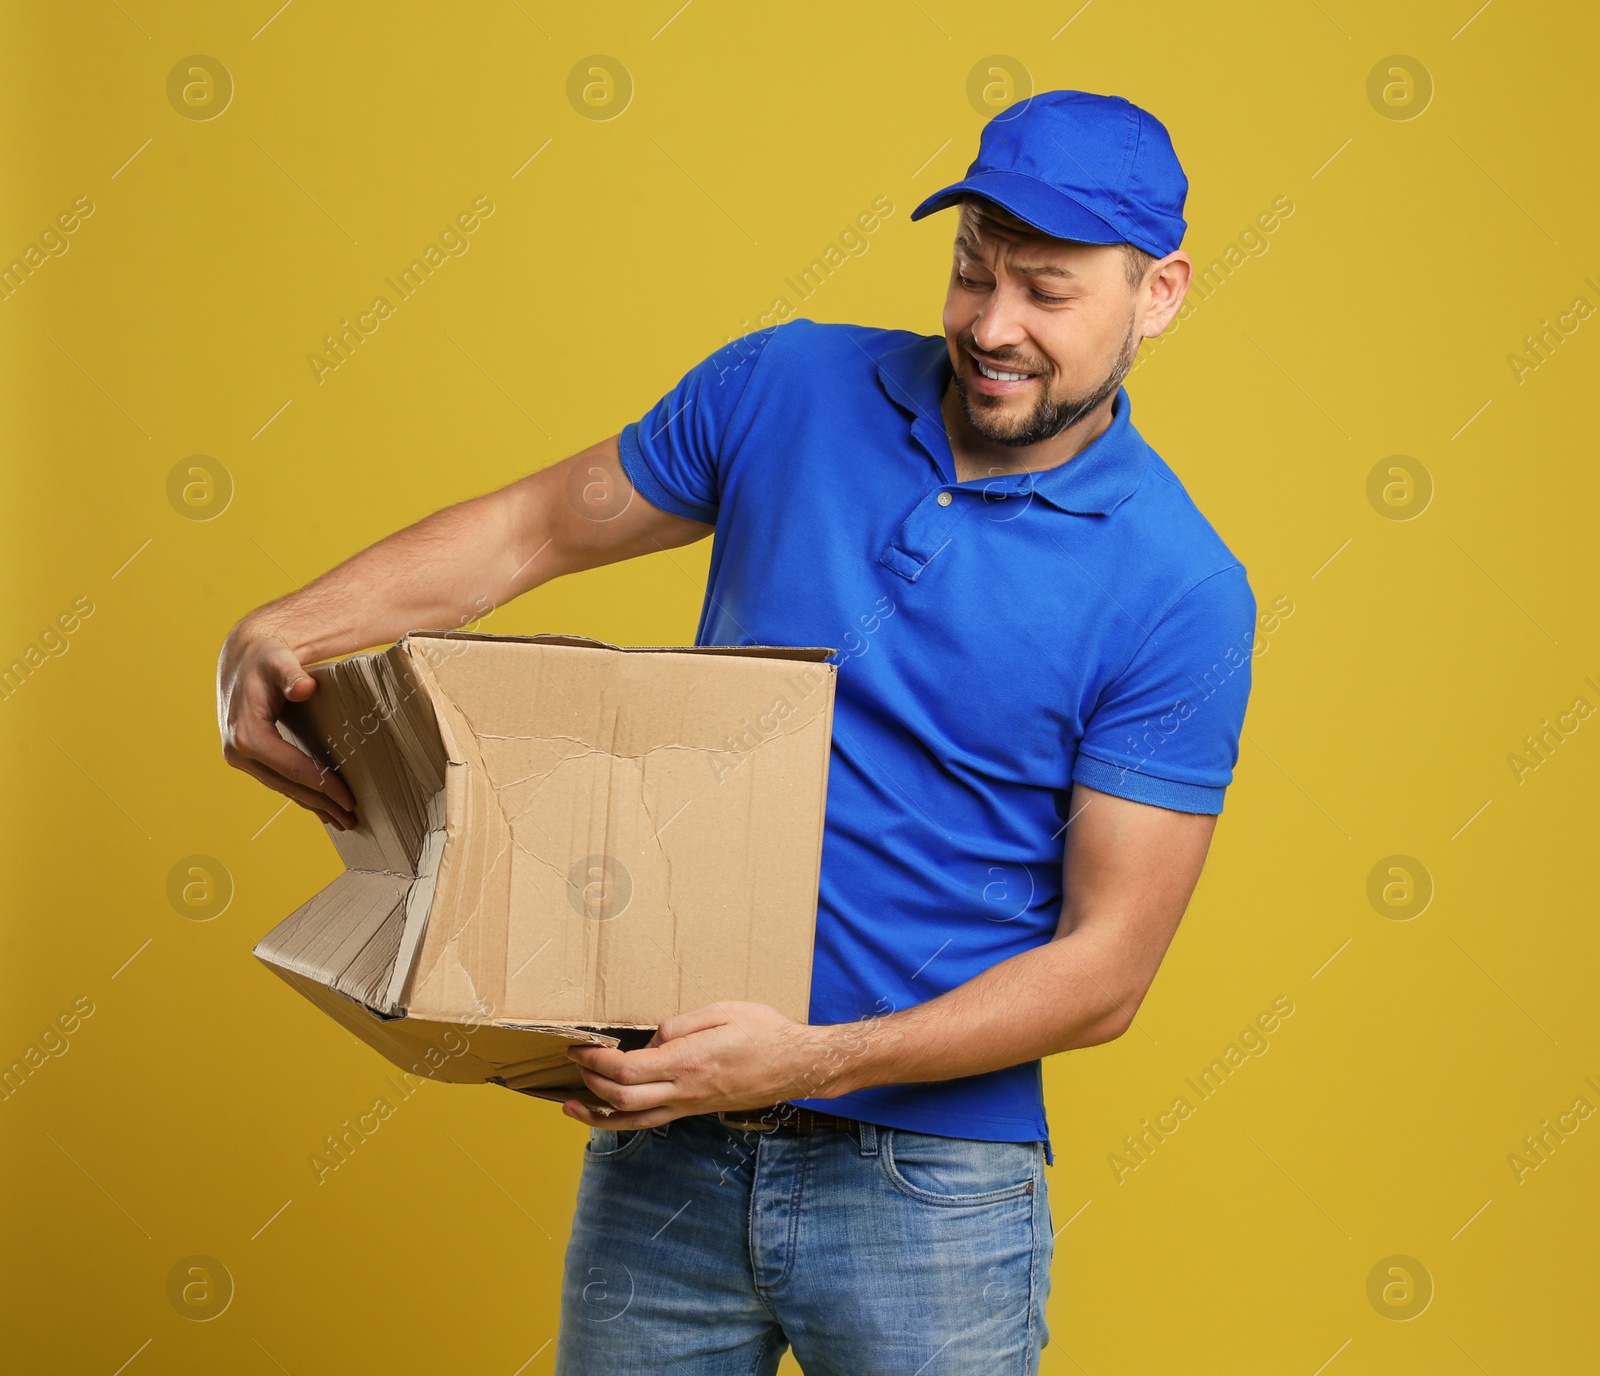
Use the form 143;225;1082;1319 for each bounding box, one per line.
254;631;836;1109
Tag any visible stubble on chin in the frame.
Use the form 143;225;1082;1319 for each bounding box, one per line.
954;315;1139;449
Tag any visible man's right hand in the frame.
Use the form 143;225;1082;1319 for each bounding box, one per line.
217;627;358;831
212;434;713;833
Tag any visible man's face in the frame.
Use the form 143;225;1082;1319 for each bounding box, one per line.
942;200;1145;448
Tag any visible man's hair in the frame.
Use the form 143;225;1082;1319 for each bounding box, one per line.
959;195;1158;290
1117;242;1159;290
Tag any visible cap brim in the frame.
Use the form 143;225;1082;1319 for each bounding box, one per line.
910;169;1124;245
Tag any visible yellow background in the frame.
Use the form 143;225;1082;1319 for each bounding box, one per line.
3;2;1597;1372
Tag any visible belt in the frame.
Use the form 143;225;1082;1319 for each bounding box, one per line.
717;1103;860;1135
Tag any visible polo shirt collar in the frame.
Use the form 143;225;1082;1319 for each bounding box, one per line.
873;334;1150;516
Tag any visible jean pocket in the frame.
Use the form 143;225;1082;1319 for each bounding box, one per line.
880;1129;1038;1206
584;1127;652;1163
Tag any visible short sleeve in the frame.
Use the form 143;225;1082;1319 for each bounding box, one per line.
1073;564;1256;815
617;326;778;526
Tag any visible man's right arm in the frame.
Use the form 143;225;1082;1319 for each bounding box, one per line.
216;434;711;829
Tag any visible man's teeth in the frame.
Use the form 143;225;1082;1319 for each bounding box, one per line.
976;359;1034;382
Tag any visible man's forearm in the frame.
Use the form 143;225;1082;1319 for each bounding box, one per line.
237;487;542;665
227;434;712;668
216;436;713;826
569;793;1205;1127
800;927;1140;1100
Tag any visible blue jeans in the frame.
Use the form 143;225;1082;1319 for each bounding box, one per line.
555;1113;1052;1374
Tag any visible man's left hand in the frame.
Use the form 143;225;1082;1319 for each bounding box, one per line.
562;1001;842;1131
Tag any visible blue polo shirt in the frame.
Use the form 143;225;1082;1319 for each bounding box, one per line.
618;319;1255;1154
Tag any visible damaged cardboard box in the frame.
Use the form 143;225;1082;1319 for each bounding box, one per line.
253;631;836;1111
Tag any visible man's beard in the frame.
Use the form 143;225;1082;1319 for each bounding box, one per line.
952;314;1138;448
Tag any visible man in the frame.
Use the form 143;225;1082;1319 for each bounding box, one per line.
217;90;1255;1373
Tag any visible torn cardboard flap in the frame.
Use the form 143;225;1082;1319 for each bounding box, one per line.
255;631;836;1108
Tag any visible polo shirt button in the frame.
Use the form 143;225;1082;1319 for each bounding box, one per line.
936;491;953;507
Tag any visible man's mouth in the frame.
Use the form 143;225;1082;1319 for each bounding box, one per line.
976;359;1034;381
968;351;1041;396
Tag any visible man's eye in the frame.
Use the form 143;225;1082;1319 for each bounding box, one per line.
1032;291;1070;305
957;273;989;289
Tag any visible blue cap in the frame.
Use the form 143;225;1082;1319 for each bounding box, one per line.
911;90;1188;259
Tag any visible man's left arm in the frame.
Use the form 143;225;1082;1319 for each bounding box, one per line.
563;784;1216;1128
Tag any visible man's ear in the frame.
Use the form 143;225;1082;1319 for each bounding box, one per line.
1143;252;1192;335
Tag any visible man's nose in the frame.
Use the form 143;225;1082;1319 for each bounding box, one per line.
969;285;1029;355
